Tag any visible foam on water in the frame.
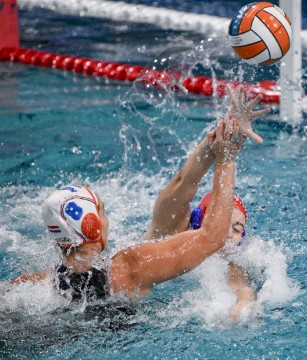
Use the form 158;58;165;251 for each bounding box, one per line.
230;237;300;304
0;277;67;316
155;236;300;329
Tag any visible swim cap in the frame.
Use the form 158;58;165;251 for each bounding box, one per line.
190;191;247;231
42;185;104;249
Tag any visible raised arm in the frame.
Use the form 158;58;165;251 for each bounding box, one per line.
143;130;216;240
144;86;269;241
110;120;243;297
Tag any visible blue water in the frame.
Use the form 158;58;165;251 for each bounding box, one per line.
0;1;307;359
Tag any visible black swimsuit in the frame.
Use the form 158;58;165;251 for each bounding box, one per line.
56;265;109;301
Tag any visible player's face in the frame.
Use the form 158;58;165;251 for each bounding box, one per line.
97;195;109;249
227;208;246;245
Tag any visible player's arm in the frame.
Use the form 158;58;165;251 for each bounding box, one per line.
143;130;215;240
10;269;52;285
144;87;268;240
227;262;257;321
110;121;242;295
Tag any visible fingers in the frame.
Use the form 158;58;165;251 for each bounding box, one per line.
224;116;242;143
228;84;245;105
216;121;225;142
227;85;236;106
247;94;263;110
249;130;264;144
207;128;217;144
252;107;271;118
232;121;240;141
224;117;238;143
224;86;267;145
238;85;244;105
224;116;233;141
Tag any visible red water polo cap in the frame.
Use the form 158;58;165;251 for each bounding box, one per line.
198;191;247;221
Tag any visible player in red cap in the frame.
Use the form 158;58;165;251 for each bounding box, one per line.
189;191;247;242
143;86;268;320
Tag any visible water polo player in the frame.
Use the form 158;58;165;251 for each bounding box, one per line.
142;87;269;319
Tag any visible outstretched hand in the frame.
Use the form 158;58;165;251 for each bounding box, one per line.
227;85;271;144
208;117;246;164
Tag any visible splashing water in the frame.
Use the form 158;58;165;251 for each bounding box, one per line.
153;236;300;330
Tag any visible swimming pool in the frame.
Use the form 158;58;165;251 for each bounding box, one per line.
0;1;306;359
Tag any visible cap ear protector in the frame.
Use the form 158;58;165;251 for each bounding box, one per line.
189;192;247;241
43;185;105;250
190;206;203;230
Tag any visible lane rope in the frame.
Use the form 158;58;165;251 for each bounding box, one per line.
18;0;307;45
0;47;281;103
18;0;228;35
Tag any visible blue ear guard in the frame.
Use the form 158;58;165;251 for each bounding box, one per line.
189;206;203;230
189;206;246;245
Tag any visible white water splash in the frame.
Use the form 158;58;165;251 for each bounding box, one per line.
166;236;300;328
231;236;301;306
0;277;67;316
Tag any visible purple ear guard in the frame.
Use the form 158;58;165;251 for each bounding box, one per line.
189;206;246;245
190;206;203;230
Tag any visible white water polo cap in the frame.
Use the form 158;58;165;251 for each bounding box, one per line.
42;185;104;249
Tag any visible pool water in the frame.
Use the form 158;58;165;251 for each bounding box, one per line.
0;1;306;359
